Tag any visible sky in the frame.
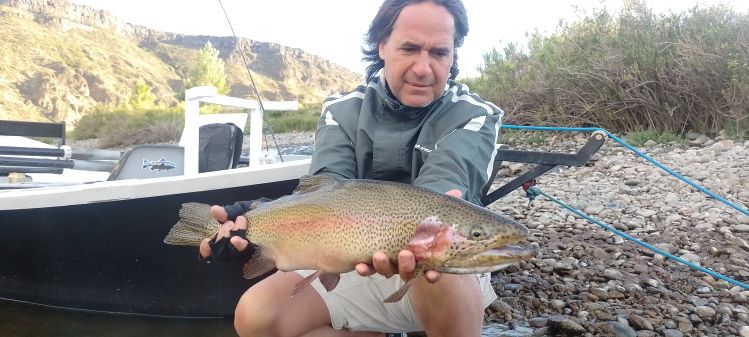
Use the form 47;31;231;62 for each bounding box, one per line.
70;0;749;79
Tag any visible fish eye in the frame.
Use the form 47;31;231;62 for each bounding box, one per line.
470;226;485;239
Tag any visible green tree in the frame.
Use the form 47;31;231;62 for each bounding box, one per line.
128;78;156;110
186;41;229;94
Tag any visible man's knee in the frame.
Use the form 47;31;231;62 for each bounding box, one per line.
415;273;481;298
234;291;276;337
410;274;485;337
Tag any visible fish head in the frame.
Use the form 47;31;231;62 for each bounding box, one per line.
408;209;539;274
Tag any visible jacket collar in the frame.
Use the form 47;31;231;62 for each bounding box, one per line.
372;70;449;117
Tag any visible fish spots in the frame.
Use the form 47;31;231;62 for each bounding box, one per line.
420;216;442;227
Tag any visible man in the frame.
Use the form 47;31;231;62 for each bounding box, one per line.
202;0;504;336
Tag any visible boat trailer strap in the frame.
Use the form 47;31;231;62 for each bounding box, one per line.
481;131;607;206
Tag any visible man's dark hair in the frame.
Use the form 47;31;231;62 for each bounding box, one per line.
362;0;469;82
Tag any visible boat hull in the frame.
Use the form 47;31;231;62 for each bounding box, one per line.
0;162;309;318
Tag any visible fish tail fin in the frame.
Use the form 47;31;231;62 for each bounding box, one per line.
163;202;220;246
242;249;277;279
383;265;424;303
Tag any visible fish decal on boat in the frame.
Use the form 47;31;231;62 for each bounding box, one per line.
142;157;177;172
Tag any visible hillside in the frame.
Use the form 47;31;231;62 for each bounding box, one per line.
0;0;362;124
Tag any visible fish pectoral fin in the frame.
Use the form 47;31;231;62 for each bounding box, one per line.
383;276;417;303
291;270;321;296
291;271;340;296
242;249;277;279
383;265;424;303
318;273;340;292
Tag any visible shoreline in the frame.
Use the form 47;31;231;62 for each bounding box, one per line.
484;135;749;336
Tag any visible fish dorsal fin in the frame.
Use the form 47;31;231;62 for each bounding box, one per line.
293;175;337;194
249;197;272;210
242;248;277;279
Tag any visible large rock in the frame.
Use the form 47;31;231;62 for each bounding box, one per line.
628;314;654;331
547;315;586;334
595;321;637;337
734;224;749;233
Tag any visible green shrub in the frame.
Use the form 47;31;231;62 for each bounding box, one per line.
72;102;321;148
71;109;116;140
72;106;184;147
468;1;749;138
264;104;321;133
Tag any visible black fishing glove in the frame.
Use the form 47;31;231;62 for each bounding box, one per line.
223;198;272;221
205;199;272;262
208;229;255;262
208;200;255;262
223;200;254;221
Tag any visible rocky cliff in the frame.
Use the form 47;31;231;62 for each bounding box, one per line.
0;0;362;124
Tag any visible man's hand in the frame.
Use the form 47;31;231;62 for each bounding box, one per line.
355;250;442;283
199;205;251;258
354;189;463;283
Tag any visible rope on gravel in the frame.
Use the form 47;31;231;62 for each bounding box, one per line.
528;186;749;290
501;124;749;217
501;124;749;290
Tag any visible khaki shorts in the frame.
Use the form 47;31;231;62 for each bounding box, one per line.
296;270;497;333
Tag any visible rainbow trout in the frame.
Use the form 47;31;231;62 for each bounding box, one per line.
164;175;538;302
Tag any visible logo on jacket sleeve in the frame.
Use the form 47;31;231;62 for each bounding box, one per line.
414;144;433;153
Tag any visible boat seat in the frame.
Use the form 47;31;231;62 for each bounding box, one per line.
0;120;66;146
107;123;244;180
197;122;243;173
107;144;185;181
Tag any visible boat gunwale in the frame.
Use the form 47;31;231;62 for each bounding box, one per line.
0;158;311;210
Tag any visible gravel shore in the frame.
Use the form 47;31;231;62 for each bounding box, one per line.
485;133;749;337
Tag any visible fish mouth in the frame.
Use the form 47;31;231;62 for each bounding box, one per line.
436;242;540;273
484;242;540;259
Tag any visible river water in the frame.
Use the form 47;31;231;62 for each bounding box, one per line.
0;299;235;337
0;299;534;337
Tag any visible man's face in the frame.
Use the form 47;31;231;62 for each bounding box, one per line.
378;2;455;107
